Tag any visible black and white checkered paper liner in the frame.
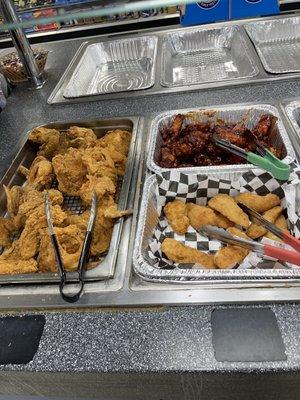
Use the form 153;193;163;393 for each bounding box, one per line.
134;166;300;281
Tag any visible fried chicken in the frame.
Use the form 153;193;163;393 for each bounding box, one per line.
265;214;288;242
0;217;15;247
208;194;250;228
80;175;116;205
161;238;215;269
235;193;280;213
247;206;282;239
29;127;60;159
164;200;189;235
52;148;88;196
214;227;250;269
97;130;131;156
187;203;234;230
19;156;53;190
0;258;37;275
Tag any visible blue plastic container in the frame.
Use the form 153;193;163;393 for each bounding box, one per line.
230;0;279;19
180;0;229;27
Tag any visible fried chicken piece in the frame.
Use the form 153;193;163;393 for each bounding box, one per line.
253;114;277;140
91;197;115;256
247;206;282;239
164;200;189;235
67;126;97;145
0;217;15;247
187;203;234;230
38;224;85;272
235;193;281;213
80;175;116;204
19;156;53;190
81;147;117;182
161;238;215;269
0;258;37;275
265;214;288;242
29;127;60;159
97;130;131;156
52;148;87;196
3;185;24;216
104;204;132;219
214;227;250;269
208;194;250;228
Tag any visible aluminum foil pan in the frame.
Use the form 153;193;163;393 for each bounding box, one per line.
133;171;300;283
245;17;300;74
147;104;295;175
286;101;300;137
161;25;259;87
63;36;158;98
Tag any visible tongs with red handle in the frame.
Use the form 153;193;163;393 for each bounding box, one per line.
238;203;300;253
45;191;97;303
199;225;300;267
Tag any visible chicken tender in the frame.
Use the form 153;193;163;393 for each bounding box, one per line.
52;148;87;196
187;203;233;230
19;156;53;190
208;194;250;228
247;206;282;239
214;227;249;269
235;193;280;213
164;200;189;235
161;238;215;269
265;214;288;242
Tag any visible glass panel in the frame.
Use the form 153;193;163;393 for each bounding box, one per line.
0;0;182;32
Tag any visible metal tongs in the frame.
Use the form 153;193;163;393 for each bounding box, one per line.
45;191;97;303
199;224;300;267
213;133;290;181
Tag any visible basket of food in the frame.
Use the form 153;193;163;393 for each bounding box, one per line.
0;48;48;85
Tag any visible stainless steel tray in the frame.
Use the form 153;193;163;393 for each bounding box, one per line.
63;36;158;98
0;117;138;284
133;173;300;283
245;16;300;74
48;14;300;105
147;104;295;175
285;101;300;136
161;26;259;87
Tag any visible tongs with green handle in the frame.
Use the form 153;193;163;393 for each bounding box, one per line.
213;133;290;181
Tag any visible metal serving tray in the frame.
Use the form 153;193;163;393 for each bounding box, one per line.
245;16;300;74
63;36;158;98
0;117;138;285
133;173;300;283
285;101;300;137
48;14;300;105
161;26;259;87
147;104;295;175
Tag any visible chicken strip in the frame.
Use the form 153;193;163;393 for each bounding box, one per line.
97;130;131;156
28;127;60;159
79;175;116;204
161;238;215;269
214;227;249;269
208;194;250;228
187;203;233;230
235;193;280;213
247;206;282;239
52;148;87;196
19;156;53;190
164;200;189;235
265;214;288;242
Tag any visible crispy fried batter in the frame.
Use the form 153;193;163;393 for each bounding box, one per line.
247;206;282;239
161;238;215;269
187;203;234;230
208;194;250;228
80;175;116;204
0;258;37;275
3;185;23;216
214;227;249;269
104;204;132;219
97;130;131;156
19;156;53;190
235;193;280;213
265;214;288;242
164;200;189;235
29;127;60;159
0;217;15;247
52;148;87;196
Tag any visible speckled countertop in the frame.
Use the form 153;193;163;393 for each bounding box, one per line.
0;33;300;375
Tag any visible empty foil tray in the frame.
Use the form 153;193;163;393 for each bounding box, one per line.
246;17;300;74
160;26;259;87
63;36;158;98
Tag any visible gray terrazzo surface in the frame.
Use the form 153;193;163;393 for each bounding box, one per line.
0;32;300;376
0;304;299;373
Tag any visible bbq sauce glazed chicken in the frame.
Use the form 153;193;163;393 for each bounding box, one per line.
158;113;284;168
